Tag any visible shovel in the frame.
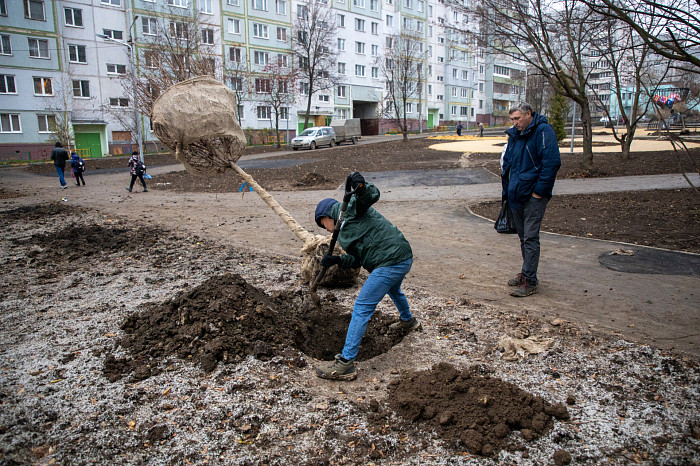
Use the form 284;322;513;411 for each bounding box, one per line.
309;177;362;307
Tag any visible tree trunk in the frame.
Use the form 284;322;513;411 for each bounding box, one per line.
579;104;594;169
620;126;635;160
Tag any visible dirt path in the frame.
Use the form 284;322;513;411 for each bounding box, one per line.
4;164;698;358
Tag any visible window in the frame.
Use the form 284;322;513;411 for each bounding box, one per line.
337;14;344;27
437;56;444;63
353;0;365;6
319;94;329;102
0;75;16;94
297;30;308;44
416;21;423;33
253;23;268;39
200;0;213;13
462;70;468;80
299;82;309;95
479;99;483;109
255;78;271;93
230;76;243;90
101;0;121;5
107;63;127;74
406;103;412;113
494;65;510;76
386;37;392;48
64;8;83;27
237;105;244;120
428;84;432;95
371;22;378;35
0;0;6;16
278;80;288;93
461;88;468;97
355;19;365;32
167;0;187;6
335;108;348;119
338;38;345;51
437;94;443;101
277;53;288;67
103;29;123;40
437;75;444;82
0;35;10;55
1;114;21;132
452;69;457;79
228;18;241;34
228;47;241;63
403;18;413;30
109;97;129;107
370;0;378;10
24;0;45;20
202;28;214;44
386;15;393;27
479;83;483;92
355;42;365;54
276;0;286;14
170;21;188;40
337;62;346;75
277;27;287;41
279;107;289;120
355;64;365;77
451;87;457;97
253;51;268;65
371;66;378;78
144;51;159;68
403;0;412;8
142;17;157;35
72;80;90;98
69;45;87;63
371;44;378;56
429;25;432;36
28;38;49;58
228;0;240;5
297;4;307;18
337;85;346;98
460;106;468;116
451;106;457;115
37;114;56;133
417;0;424;11
257;106;271;119
252;0;267;10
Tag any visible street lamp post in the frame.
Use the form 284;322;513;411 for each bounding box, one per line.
97;18;143;162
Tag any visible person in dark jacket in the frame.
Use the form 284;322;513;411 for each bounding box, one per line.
501;102;561;297
456;122;463;136
126;151;148;192
314;172;420;381
50;142;70;189
70;152;86;186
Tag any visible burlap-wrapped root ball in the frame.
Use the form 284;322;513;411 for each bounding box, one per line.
301;236;360;287
151;76;246;175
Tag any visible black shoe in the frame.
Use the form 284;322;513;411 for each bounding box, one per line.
143;188;148;192
125;187;132;192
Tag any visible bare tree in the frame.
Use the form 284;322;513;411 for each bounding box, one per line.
378;33;424;141
447;0;604;169
292;0;337;130
45;70;89;151
258;60;297;147
581;0;700;73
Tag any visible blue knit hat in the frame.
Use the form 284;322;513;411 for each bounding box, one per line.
315;198;338;227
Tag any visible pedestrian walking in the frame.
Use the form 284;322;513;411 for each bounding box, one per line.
50;142;70;189
456;122;463;136
501;102;561;297
70;151;86;186
479;122;484;137
126;151;148;193
314;172;420;381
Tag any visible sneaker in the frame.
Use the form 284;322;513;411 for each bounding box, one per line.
61;185;67;189
510;280;538;297
316;354;357;381
143;188;148;192
508;273;524;287
125;187;132;192
389;317;422;332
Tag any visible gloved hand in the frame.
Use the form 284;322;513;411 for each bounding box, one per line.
347;172;365;191
320;254;342;268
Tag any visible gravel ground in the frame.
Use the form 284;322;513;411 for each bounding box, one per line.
1;204;698;465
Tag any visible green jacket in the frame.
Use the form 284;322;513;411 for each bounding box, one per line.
328;183;413;272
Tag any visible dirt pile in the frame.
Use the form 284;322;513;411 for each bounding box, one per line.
108;273;405;381
387;362;570;457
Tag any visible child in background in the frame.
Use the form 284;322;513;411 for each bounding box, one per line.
70;151;86;186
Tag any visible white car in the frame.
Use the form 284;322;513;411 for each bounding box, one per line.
291;127;336;150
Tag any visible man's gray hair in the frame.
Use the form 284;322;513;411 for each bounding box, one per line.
509;102;534;115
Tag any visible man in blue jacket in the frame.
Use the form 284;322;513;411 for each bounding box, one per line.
502;103;561;297
314;172;420;381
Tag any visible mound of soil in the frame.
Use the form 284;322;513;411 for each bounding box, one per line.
0;202;83;222
109;273;404;381
296;172;329;186
387;362;570;456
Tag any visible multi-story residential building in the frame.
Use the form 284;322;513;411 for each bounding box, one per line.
0;0;523;159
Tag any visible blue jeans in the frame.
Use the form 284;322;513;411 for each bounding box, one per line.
510;196;549;284
341;258;413;361
55;165;66;186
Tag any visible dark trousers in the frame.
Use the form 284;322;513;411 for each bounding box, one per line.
129;174;147;190
74;171;85;185
510;196;549;284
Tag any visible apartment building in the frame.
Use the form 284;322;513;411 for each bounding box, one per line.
1;0;524;158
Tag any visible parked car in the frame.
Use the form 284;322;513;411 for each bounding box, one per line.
291;126;336;150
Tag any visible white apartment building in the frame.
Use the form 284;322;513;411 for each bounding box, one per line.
0;0;524;159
